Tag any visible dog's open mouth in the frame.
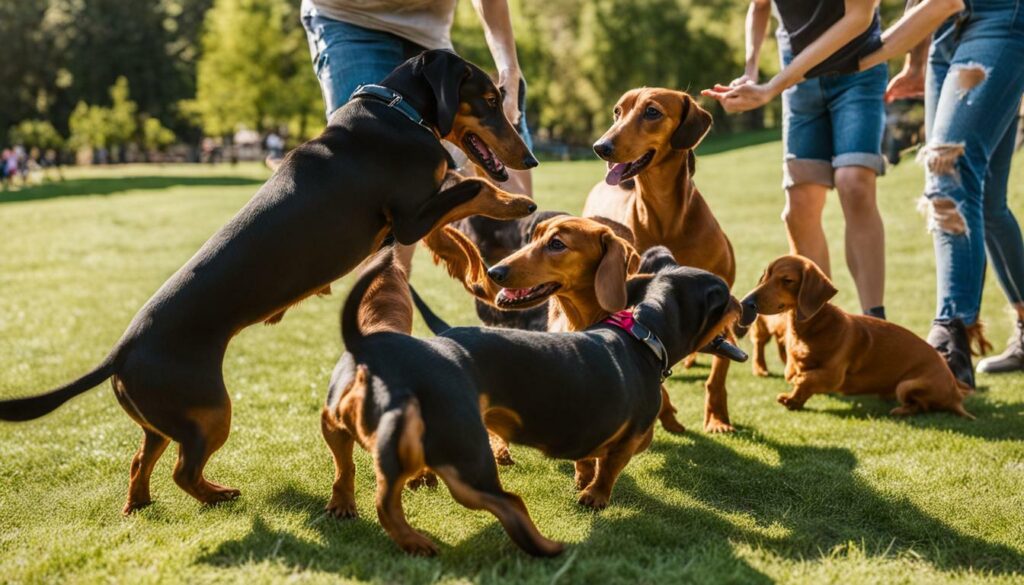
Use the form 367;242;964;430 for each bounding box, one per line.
605;150;654;186
463;133;509;182
495;282;560;308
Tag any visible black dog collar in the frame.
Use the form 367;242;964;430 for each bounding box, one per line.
351;85;438;137
604;309;673;380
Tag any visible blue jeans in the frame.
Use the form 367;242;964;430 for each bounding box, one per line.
299;0;533;148
924;0;1024;324
779;39;888;188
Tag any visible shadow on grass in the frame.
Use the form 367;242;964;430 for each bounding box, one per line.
808;392;1024;441
643;434;1024;575
196;420;1023;581
0;175;263;204
197;478;771;583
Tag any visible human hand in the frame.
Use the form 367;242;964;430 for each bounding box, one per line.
497;68;523;126
729;71;759;87
885;66;925;104
701;82;774;114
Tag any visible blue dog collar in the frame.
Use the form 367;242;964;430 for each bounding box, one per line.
351;84;439;138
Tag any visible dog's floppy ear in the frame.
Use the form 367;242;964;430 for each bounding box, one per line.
595;231;637;313
795;260;837;322
670;95;713;151
416;50;469;137
391;179;483;245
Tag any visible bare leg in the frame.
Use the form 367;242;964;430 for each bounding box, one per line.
783;183;831;276
836;167;885;311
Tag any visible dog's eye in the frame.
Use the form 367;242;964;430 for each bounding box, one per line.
643;106;662;120
486;95;499;109
547;238;566;251
613;107;621;120
781;277;794;285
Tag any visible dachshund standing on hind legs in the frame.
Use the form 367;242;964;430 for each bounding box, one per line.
0;50;538;514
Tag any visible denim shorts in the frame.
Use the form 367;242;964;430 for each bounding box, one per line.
779;41;888;189
300;0;533;149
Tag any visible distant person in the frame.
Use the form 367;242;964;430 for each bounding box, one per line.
265;131;285;169
300;0;534;270
3;148;18;188
886;1;1024;385
704;0;964;322
0;148;10;190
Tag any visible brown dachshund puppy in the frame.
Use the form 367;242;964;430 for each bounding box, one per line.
583;87;736;433
424;216;688;440
739;255;974;418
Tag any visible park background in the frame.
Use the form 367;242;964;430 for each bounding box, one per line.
1;1;1023;584
1;0;924;164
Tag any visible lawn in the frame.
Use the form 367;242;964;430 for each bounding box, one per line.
1;143;1022;584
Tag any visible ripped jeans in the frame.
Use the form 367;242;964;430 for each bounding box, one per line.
922;0;1024;325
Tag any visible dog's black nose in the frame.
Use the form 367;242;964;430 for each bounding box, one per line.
523;154;539;169
527;203;537;213
487;265;509;283
593;139;614;158
739;296;758;327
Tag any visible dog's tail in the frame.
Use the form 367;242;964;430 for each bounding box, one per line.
341;248;394;352
0;356;116;421
409;285;452;335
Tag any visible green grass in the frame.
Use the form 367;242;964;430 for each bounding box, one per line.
1;149;1023;584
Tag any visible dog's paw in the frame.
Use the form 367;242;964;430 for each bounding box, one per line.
326;499;359;519
704;419;735;433
752;365;770;377
398;533;439;557
776;393;804;410
660;417;687;434
494;448;515;466
406;470;438;490
122;499;152;515
577;489;609;510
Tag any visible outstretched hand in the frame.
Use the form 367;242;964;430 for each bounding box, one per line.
885;67;925;103
701;82;774;114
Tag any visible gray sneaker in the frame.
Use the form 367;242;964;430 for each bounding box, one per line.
976;320;1024;374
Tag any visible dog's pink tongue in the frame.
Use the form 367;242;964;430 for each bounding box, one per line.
605;162;628;186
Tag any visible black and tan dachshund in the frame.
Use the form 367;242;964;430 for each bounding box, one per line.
325;246;742;556
0;49;537;514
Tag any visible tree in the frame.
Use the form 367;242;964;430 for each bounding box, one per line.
141;117;176;152
187;0;320;137
8;120;64;150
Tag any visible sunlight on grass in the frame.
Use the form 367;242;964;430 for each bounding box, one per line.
1;149;1022;583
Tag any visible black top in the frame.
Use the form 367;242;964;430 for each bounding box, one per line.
775;0;883;77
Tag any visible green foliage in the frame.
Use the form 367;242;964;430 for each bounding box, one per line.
8;120;64;150
188;0;320;137
142;117;177;152
67;77;139;152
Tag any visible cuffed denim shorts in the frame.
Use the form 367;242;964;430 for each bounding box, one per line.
778;36;888;189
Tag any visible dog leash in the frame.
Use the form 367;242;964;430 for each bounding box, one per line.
351;84;439;138
603;308;673;380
